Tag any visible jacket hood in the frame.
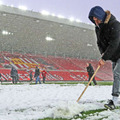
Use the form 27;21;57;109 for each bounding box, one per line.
88;6;107;24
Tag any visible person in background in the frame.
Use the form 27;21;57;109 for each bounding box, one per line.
29;71;33;82
10;67;18;84
88;6;120;110
0;73;2;84
41;68;47;83
34;66;41;84
86;63;97;86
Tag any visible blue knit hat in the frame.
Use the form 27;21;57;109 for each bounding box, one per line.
88;6;106;24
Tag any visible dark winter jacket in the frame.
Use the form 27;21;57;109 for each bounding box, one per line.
11;67;18;77
34;68;40;77
89;9;120;62
29;72;33;78
86;64;94;76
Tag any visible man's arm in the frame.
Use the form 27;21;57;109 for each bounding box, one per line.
102;23;120;61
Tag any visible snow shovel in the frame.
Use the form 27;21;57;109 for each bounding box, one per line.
77;65;100;102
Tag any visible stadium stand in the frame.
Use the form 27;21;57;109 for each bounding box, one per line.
0;52;113;82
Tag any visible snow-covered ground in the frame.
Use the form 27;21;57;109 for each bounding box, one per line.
0;84;120;120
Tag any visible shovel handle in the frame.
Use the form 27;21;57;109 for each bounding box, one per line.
77;65;100;102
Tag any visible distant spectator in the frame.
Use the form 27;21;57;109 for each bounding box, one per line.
29;71;33;81
10;67;18;84
0;73;1;84
41;68;47;83
34;66;41;84
86;63;97;85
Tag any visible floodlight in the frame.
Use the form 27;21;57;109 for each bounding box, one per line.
76;19;81;23
10;5;14;7
2;30;8;35
41;10;50;16
51;13;56;17
87;43;92;47
18;5;27;11
45;36;54;41
57;15;65;19
2;13;7;16
36;20;40;23
2;30;13;35
69;17;75;22
83;29;86;32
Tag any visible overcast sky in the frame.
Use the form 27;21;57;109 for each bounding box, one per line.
1;0;120;24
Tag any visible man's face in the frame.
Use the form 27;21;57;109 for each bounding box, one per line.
86;63;89;67
93;17;102;26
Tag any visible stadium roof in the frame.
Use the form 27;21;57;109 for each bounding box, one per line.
0;5;100;59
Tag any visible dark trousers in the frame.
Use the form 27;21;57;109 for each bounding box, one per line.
0;77;2;83
43;76;46;83
88;75;97;85
12;76;17;84
30;77;33;81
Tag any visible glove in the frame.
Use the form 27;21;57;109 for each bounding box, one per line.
99;59;105;66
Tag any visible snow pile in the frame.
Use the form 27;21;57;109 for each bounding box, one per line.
52;101;83;119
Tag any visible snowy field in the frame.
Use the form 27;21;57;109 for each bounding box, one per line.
0;84;120;120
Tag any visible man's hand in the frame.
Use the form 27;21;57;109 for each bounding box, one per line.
99;59;105;66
